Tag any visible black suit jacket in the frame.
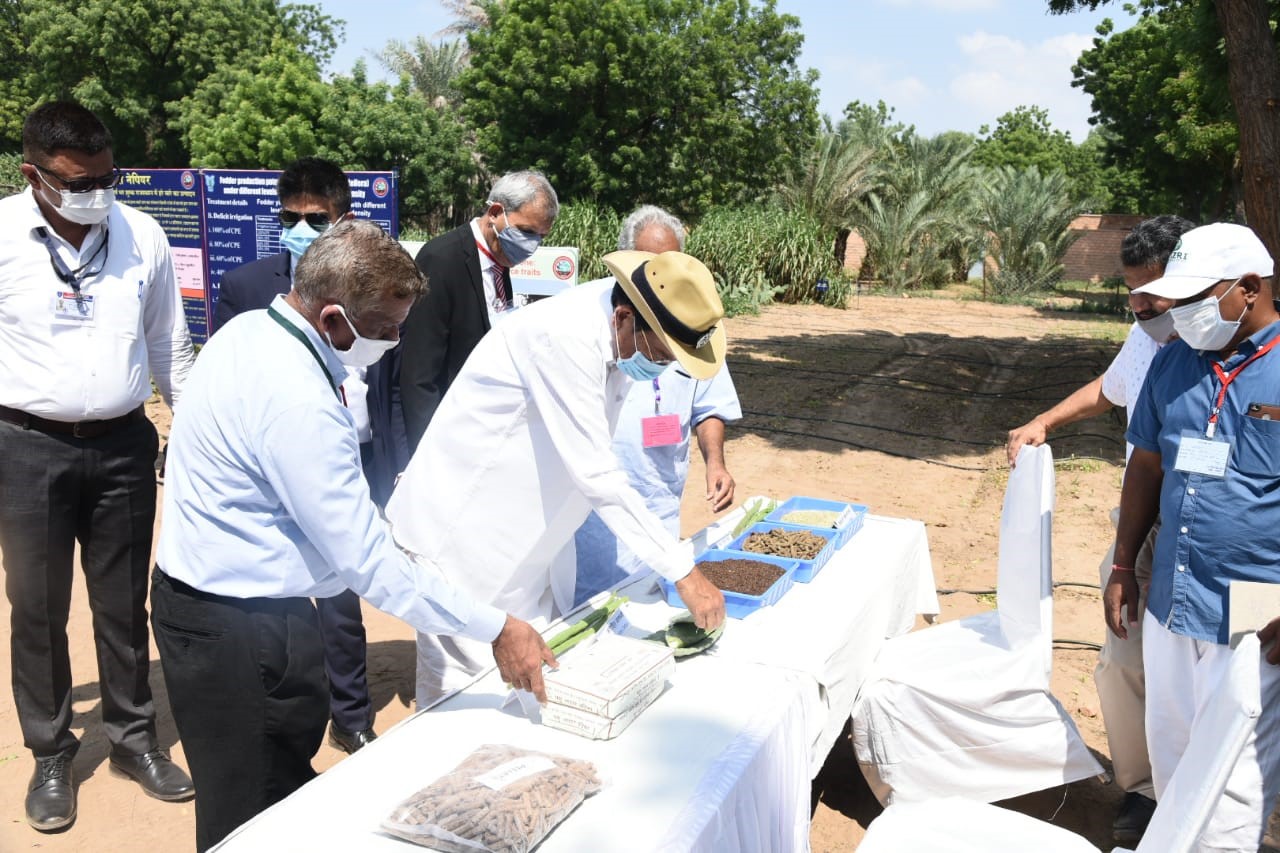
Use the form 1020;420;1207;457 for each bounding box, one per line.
211;251;408;505
400;223;495;451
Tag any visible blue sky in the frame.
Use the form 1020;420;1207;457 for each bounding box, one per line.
313;0;1136;141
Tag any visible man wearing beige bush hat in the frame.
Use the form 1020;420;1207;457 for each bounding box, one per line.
387;250;728;705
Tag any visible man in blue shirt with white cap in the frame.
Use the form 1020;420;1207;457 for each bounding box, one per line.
1107;222;1280;851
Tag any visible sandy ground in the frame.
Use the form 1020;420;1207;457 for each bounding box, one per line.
0;294;1181;851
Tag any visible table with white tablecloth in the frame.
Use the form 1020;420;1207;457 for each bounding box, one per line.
212;513;937;852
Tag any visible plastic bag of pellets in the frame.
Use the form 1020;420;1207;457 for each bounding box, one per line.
381;744;602;852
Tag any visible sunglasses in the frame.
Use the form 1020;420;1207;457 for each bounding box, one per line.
32;162;121;193
278;209;332;231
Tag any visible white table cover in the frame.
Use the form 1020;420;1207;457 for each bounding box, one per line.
212;512;937;852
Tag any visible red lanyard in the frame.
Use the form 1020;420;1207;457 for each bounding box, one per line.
1207;337;1280;436
475;238;501;267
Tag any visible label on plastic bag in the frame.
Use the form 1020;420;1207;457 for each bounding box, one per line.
605;608;631;635
474;756;557;791
836;506;856;528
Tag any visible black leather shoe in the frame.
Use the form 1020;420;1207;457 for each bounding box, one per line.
1112;791;1157;846
108;748;194;802
26;751;76;831
328;723;377;754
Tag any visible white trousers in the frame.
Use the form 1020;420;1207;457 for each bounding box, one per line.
1093;510;1157;798
1144;612;1280;851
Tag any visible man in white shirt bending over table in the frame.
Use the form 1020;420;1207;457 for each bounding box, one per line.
152;220;554;852
386;249;729;706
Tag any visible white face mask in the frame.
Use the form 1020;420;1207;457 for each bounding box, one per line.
1169;278;1246;352
1136;310;1176;344
35;169;115;225
325;304;397;368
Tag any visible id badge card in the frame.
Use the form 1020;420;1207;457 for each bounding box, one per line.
1173;428;1231;478
642;414;681;447
53;291;95;322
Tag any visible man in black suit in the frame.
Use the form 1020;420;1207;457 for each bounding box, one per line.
210;157;405;754
399;170;558;450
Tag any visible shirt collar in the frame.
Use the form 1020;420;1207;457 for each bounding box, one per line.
1223;317;1280;365
269;293;347;383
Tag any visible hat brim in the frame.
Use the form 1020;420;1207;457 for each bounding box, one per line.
1131;273;1221;300
603;251;727;381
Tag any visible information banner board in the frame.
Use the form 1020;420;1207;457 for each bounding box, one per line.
511;246;580;296
113;168;210;340
116;168;397;344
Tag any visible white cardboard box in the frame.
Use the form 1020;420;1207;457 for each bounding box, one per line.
541;667;668;740
543;634;674;718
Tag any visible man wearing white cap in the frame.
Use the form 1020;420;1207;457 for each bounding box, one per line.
1106;222;1280;850
386;250;728;704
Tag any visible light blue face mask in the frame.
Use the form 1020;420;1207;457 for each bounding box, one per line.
615;323;669;381
494;208;542;265
280;221;321;263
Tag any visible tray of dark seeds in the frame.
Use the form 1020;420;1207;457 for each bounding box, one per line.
657;549;798;619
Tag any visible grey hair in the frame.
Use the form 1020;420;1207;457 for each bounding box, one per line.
1121;215;1197;269
294;219;426;318
618;205;685;251
487;170;559;219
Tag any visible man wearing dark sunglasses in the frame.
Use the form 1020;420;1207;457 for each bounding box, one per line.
211;157;396;761
1;102;196;832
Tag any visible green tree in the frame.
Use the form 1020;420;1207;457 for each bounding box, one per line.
1052;0;1280;260
459;0;819;217
172;38;328;168
377;37;468;107
0;0;31;150
316;62;480;229
1070;3;1237;219
775;128;878;267
18;0;342;165
979;166;1084;295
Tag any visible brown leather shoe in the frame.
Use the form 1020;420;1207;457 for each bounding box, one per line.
108;748;194;802
26;751;76;831
328;723;377;754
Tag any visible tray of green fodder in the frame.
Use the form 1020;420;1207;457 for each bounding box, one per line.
727;521;838;583
766;497;868;549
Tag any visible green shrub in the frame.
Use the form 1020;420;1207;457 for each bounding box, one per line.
545;202;623;282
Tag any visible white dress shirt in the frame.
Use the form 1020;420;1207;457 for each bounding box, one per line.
386;280;695;622
469;219;513;325
1100;321;1163;461
575;359;742;586
157;295;506;642
0;188;194;418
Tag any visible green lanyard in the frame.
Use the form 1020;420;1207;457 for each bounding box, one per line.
267;305;342;403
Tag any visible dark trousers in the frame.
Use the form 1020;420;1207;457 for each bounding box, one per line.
315;440;378;732
151;569;329;852
0;412;158;757
316;589;372;731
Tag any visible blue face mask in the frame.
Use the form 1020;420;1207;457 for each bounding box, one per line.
614;323;669;381
280;221;321;263
494;209;542;265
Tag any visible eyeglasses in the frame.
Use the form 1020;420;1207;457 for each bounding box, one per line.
32;162;121;193
278;209;332;231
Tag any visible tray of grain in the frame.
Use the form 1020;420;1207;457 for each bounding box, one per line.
766;496;868;548
658;549;798;618
727;521;838;583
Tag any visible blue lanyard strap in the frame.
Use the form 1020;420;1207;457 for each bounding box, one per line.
652;377;661;415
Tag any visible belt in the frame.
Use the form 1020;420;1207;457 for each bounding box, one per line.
0;404;141;439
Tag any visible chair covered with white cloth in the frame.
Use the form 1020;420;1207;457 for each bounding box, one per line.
851;443;1102;804
856;632;1268;853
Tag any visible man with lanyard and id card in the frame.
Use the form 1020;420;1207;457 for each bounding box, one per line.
152;220;555;851
1106;222;1280;851
0;102;196;833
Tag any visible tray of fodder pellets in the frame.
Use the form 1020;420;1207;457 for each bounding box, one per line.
658;549;798;619
727;521;838;583
766;496;868;549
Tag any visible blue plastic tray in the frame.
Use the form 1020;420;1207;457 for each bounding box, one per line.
766;497;868;549
727;521;839;583
659;549;798;619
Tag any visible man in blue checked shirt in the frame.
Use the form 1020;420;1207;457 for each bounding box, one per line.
1106;222;1280;851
